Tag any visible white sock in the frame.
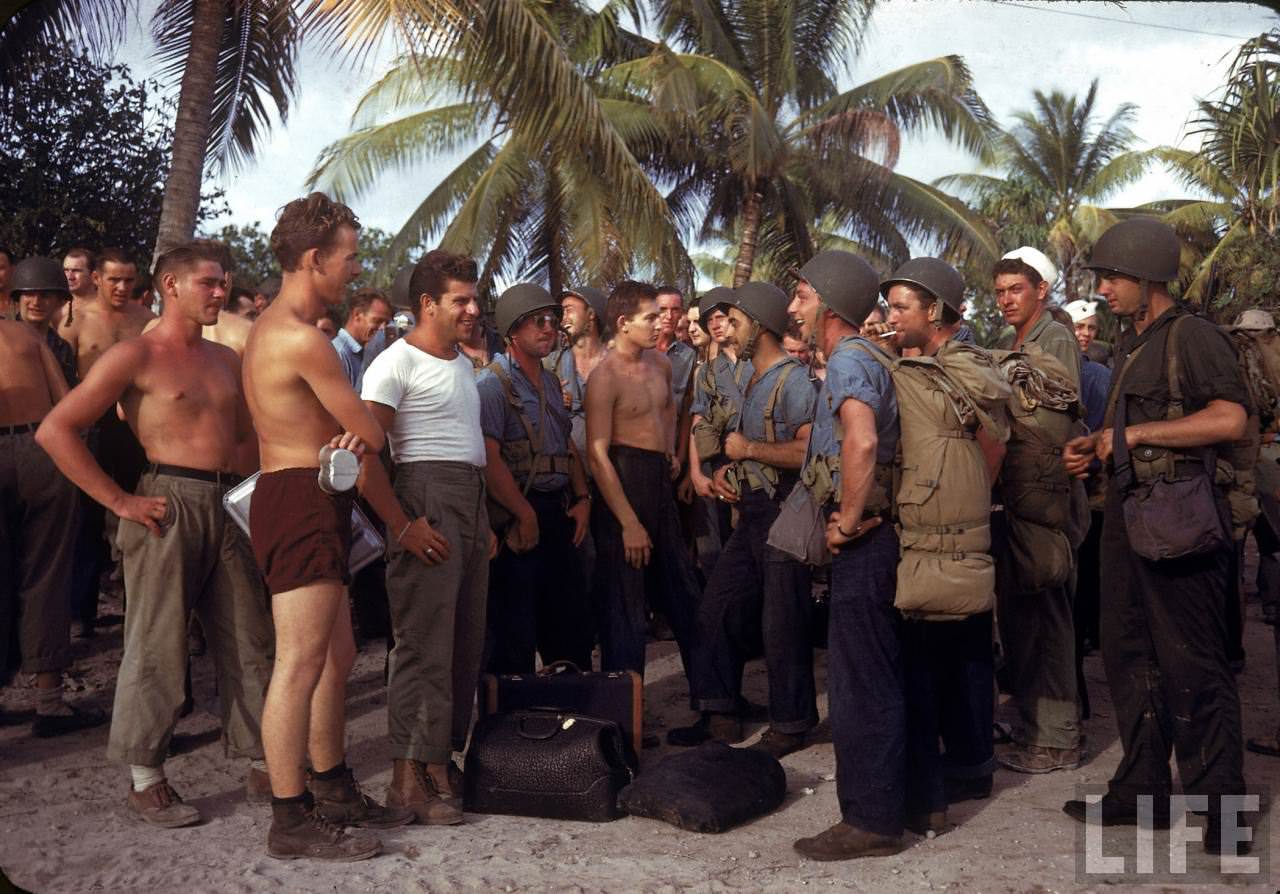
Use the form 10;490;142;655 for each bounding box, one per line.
130;765;166;792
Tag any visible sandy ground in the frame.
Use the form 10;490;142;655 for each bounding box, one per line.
3;584;1280;894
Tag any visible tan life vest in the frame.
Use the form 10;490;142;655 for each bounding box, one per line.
859;339;1011;621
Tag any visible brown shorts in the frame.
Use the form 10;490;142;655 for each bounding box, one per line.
250;468;353;595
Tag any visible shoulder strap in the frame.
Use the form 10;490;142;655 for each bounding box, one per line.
487;359;545;495
762;363;797;443
1165;315;1186;421
1102;339;1148;429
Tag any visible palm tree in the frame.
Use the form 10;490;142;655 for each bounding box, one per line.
1155;29;1280;311
2;0;303;261
307;1;694;296
613;0;999;285
936;80;1154;301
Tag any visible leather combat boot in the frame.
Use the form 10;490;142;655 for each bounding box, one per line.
267;793;380;862
385;759;463;825
794;821;904;861
309;766;414;829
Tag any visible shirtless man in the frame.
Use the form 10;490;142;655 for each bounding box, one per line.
59;248;152;637
242;193;412;861
37;241;274;829
58;247;97;327
0;318;105;737
585;280;701;687
59;247;153;380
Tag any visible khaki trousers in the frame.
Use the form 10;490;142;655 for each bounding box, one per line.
385;461;489;764
108;471;274;767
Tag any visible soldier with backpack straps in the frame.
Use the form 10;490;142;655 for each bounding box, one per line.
687;287;749;577
987;246;1089;776
1061;218;1253;853
788;251;1011;861
477;284;593;675
667;282;819;754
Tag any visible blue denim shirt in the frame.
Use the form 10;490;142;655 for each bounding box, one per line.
804;336;899;493
477;352;573;492
738;356;818;485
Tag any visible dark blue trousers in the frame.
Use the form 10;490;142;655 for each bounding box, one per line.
592;446;700;679
687;490;817;733
486;489;593;674
828;523;944;835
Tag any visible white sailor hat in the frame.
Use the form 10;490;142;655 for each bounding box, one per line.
1001;246;1059;288
1063;299;1100;324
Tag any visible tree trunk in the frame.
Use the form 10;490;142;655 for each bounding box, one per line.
732;189;764;288
153;0;226;265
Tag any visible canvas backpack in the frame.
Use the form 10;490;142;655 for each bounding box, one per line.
988;345;1086;593
855;339;1012;621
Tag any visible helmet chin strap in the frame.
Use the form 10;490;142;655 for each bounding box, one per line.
740;319;763;361
1136;280;1150;324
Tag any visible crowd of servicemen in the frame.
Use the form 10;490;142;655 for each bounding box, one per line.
0;194;1275;862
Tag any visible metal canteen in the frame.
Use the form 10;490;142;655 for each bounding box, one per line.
317;445;359;494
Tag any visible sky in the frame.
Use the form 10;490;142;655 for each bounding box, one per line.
116;0;1280;246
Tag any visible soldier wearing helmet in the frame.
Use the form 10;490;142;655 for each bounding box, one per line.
546;284;609;456
1061;218;1253;851
668;282;819;754
12;256;77;387
789;250;917;860
687;286;751;578
476;283;592;676
0;265;106;740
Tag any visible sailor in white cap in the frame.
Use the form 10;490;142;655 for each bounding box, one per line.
1063;298;1101;355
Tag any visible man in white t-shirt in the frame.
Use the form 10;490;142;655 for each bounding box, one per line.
361;249;493;826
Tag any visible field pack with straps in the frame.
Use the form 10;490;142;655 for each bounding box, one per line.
988;344;1087;593
1105;315;1259;539
854;338;1012;620
692;357;750;462
485;359;573;534
724;360;800;498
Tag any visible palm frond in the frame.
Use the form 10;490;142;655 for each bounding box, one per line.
0;0;132;92
153;0;302;172
306;103;489;201
803;56;996;164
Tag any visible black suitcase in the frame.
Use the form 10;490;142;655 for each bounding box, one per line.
481;661;643;756
464;710;635;822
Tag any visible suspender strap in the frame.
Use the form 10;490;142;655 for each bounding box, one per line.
488;359;548;497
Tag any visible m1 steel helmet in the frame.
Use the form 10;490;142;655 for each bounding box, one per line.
495;283;561;338
880;257;965;312
563;285;608;332
9;257;70;296
1084;218;1181;283
697;286;736;319
796;250;880;326
732;281;791;339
